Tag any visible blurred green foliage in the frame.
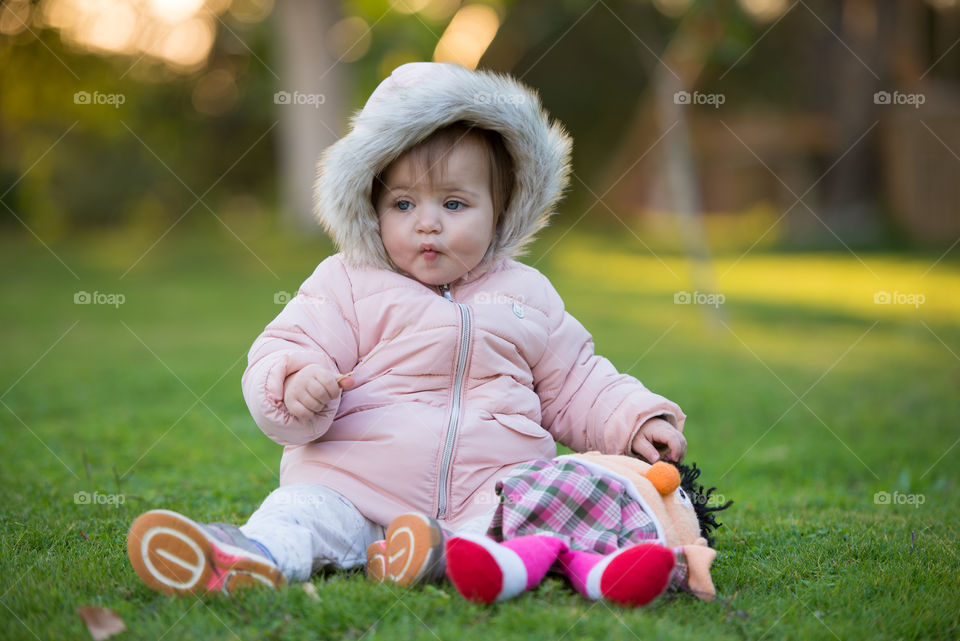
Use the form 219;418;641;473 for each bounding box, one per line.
1;16;277;237
4;0;957;248
0;0;753;240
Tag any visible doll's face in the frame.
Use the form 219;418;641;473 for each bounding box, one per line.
376;138;496;287
632;460;705;548
664;483;703;545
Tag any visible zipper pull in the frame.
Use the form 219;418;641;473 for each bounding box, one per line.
439;284;453;301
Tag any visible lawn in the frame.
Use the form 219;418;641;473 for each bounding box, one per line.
1;223;958;640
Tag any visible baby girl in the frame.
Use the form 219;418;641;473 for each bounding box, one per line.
126;62;687;603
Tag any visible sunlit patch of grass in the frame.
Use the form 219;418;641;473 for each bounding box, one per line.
542;232;960;323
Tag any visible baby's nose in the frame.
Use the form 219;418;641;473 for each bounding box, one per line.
415;205;443;231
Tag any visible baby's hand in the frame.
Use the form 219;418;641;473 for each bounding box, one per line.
282;364;354;421
631;417;686;463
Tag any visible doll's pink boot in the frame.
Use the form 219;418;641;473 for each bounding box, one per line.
445;534;568;603
558;544;675;607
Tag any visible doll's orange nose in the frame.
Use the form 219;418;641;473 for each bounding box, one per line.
645;461;681;495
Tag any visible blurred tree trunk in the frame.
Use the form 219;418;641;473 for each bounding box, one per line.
813;0;887;244
651;10;725;326
273;0;347;231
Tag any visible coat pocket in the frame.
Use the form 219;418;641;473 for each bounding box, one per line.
492;412;547;438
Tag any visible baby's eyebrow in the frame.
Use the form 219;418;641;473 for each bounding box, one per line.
438;186;480;197
383;184;480;198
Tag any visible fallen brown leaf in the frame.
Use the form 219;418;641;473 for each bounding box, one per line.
76;605;127;640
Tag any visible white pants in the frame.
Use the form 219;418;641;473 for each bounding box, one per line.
239;484;384;582
239;483;497;583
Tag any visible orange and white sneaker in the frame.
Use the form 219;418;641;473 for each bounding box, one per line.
365;540;388;584
127;509;285;596
366;512;445;587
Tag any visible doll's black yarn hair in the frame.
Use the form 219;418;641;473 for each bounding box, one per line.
662;459;733;547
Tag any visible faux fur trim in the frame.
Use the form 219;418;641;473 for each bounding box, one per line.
314;62;573;274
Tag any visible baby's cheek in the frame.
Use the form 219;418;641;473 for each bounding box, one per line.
379;224;406;261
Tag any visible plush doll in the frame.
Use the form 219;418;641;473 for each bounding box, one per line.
443;453;732;606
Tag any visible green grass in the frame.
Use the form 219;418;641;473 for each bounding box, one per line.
2;223;958;640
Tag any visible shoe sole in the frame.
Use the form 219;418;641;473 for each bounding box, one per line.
127;509;284;596
365;540;387;583
381;513;444;587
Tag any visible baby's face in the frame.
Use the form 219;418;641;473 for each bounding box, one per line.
376;139;496;287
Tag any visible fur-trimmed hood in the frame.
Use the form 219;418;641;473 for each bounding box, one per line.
314;62;572;275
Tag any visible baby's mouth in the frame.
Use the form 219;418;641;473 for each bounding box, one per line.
419;244;441;262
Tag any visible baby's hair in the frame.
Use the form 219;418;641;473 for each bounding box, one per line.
664;459;733;547
371;121;515;228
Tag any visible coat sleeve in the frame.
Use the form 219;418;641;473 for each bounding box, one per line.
531;277;686;455
241;256;360;446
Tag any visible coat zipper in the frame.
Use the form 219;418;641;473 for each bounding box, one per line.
437;283;470;519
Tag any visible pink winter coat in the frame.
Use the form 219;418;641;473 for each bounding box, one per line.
241;63;686;530
241;255;685;530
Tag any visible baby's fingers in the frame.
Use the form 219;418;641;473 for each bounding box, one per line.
285;398;314;422
311;375;340;405
657;426;687;462
632;437;661;464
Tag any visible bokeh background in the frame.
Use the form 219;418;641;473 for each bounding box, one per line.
2;0;959;249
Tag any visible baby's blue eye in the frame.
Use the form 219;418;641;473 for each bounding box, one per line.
444;200;465;211
396;200;412;211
